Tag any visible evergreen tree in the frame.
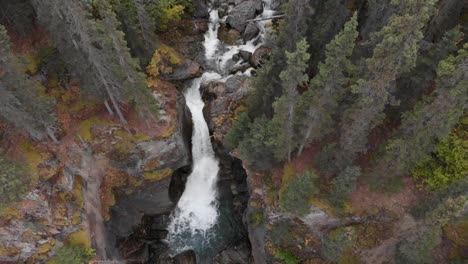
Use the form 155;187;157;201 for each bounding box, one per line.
295;13;358;155
335;0;438;169
0;25;57;141
368;44;467;188
31;0;158;126
238;117;279;171
271;38;310;161
280;170;319;215
247;0;312;119
225;112;251;150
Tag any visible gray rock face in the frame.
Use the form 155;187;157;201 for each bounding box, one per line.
163;60;202;81
226;0;263;32
225;75;250;94
107;178;174;239
243;22;260;41
213;243;252;263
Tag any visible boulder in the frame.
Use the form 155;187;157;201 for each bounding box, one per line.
229;63;251;74
250;46;272;67
163;60;202;81
218;2;230;18
225;75;250;93
239;50;252;61
226;0;263;32
213;243;251;264
192;0;209;18
192;19;209;34
269;0;287;10
218;24;241;45
243;22;260;41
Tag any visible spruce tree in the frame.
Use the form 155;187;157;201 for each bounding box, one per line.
368;44;467;188
31;0;158;126
335;0;437;169
0;25;57;141
295;13;358;155
271;38;310;161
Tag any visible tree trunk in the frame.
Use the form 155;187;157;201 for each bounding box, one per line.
297;126;311;157
104;99;114;115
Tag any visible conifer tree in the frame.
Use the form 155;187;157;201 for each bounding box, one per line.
335;0;437;169
247;0;312;118
0;25;57;142
368;44;467;188
32;0;158;126
271;38;310;161
295;13;358;155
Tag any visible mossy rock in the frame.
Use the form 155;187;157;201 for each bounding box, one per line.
249;210;264;227
143;168;173;182
218;25;241;46
0;246;21;257
66;229;91;249
37;239;56;254
78;116;112;143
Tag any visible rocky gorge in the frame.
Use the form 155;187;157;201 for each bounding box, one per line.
0;0;282;263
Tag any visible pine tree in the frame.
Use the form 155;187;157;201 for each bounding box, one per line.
335;0;438;169
271;38;310;161
0;25;57;142
295;13;358;155
238;117;279;171
368;44;468;188
31;0;158;126
247;0;312;119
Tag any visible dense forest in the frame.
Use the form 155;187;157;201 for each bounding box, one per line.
0;0;466;263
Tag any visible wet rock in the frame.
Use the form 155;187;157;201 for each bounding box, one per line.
213;243;252;263
229;63;251;74
107;179;174;239
192;19;209;34
173;250;197;264
226;0;263;32
192;0;209;18
239;50;252;61
218;24;241;45
163;60;202;81
270;0;287;10
250;46;272;67
218;3;230;18
242;22;259;41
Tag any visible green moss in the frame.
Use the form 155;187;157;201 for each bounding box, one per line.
78;116;112;142
249;210;264;227
23;54;41;75
274;250;300;264
66;229;91;249
37;239;56;254
143;168;173;181
0;246;21;257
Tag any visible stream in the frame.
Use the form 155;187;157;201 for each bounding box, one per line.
165;0;274;262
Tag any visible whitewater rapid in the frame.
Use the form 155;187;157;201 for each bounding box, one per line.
167;73;222;234
166;0;276;256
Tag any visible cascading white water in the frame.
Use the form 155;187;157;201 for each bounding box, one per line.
167;0;277;256
167;73;222;234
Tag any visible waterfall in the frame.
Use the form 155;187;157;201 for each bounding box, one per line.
167;73;222;235
166;0;275;258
